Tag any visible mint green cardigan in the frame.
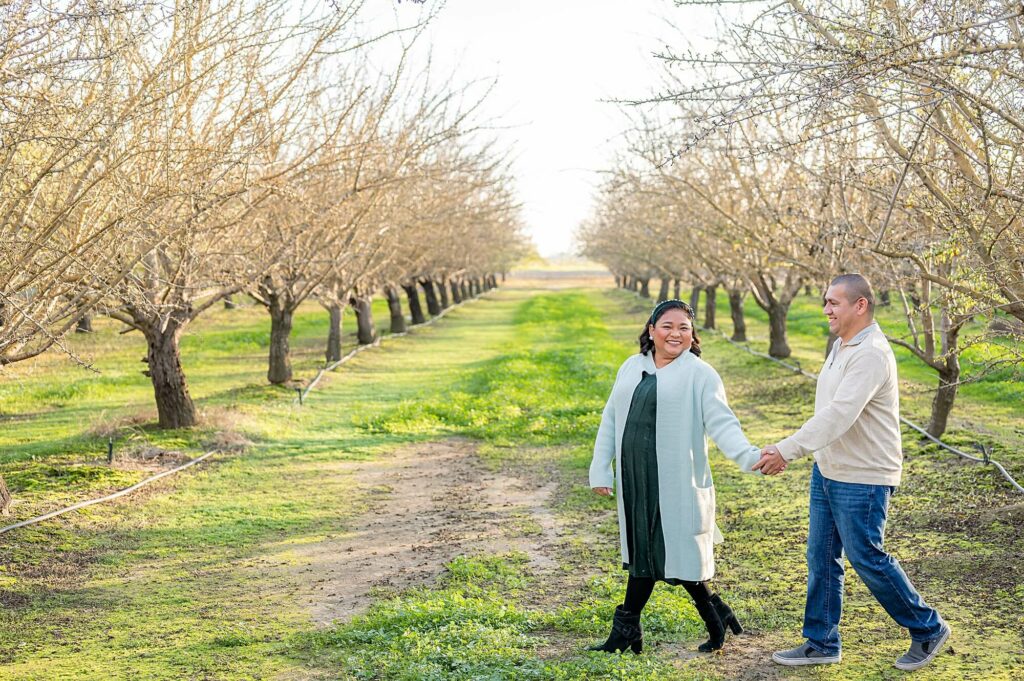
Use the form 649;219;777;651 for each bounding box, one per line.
589;351;762;581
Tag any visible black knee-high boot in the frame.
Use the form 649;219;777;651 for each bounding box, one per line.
682;581;727;652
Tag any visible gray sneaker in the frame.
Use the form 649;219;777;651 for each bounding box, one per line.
772;642;841;666
894;623;951;671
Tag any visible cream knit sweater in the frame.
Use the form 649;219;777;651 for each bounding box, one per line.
776;322;904;486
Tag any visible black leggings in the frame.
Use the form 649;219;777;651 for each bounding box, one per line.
623;575;713;613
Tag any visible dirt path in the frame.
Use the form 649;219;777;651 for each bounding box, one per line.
287;439;566;626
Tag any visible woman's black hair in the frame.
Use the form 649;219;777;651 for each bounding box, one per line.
639;299;702;357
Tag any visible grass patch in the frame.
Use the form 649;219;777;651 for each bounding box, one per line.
1;282;1022;680
359;293;619;447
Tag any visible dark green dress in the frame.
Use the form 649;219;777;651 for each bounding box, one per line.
620;370;677;582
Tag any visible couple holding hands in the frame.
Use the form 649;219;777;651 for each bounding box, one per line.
588;274;950;672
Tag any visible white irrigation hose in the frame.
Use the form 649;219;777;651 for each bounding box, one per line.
0;450;218;536
715;329;1024;495
0;291;493;536
898;418;1024;494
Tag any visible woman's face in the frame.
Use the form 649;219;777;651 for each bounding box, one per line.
649;308;693;361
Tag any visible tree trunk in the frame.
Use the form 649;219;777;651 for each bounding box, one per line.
767;302;792;358
459;281;469;299
450;279;463;304
825;332;839;359
614;275;621;288
879;289;891;306
728;289;747;342
657;277;670;302
437;279;450;308
704;285;717;330
0;474;11;516
403;283;427;325
325;302;343;363
673;279;681;300
927;318;963;438
144;323;197;429
75;314;93;333
267;303;294;385
385;286;407;334
223;295;237;310
927;363;960;438
420;279;441;316
639;278;651;298
350;296;376;345
689;285;702;319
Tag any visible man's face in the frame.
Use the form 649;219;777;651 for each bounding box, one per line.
823;283;864;338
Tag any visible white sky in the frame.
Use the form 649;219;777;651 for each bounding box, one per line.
370;0;721;257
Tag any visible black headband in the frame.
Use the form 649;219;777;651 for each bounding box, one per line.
648;299;693;326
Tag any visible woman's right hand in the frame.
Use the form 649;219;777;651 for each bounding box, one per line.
592;487;613;496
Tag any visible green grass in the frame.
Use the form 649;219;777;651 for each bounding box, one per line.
0;296;403;511
1;282;1022;679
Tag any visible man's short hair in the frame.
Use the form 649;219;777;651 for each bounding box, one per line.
830;273;875;314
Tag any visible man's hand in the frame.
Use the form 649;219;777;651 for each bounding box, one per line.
592;487;613;496
752;445;788;475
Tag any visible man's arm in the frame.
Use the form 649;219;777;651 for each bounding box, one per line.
775;349;889;461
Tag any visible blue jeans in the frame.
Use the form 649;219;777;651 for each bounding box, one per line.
803;464;945;655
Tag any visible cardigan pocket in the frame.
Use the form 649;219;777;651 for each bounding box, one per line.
692;485;716;534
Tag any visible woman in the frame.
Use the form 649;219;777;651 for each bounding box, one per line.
588;299;769;655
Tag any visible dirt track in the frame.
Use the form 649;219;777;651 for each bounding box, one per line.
287;439;565;626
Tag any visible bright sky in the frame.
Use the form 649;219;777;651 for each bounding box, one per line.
372;0;720;257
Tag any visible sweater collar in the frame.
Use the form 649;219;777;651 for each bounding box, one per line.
641;349;694;374
842;321;879;348
827;322;879;368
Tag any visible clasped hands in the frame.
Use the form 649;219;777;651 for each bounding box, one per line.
593;444;786;498
751;444;787;475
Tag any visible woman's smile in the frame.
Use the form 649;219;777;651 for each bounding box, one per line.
650;308;693;366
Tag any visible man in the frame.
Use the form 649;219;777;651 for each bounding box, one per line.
753;273;950;671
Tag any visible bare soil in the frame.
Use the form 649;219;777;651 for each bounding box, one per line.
288;438;567;626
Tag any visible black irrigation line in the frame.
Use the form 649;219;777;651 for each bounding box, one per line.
714;328;1024;495
0;292;491;537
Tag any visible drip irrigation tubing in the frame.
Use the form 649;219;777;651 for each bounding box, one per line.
0;450;218;536
714;328;1024;495
0;291;491;537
